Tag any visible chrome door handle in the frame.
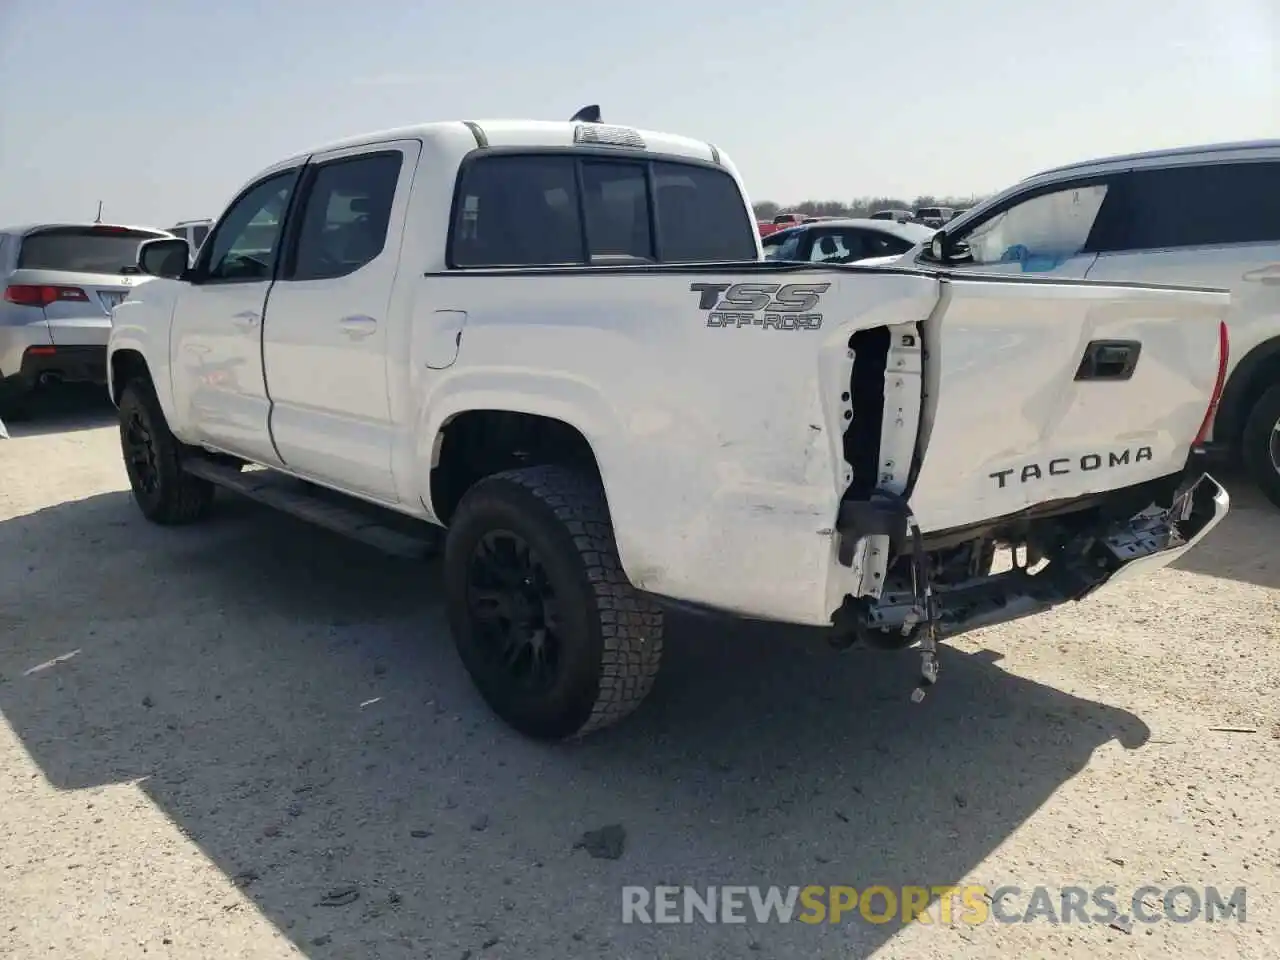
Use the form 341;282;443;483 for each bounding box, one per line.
231;311;260;328
339;316;378;338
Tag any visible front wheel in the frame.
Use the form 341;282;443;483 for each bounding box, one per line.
118;378;215;524
1241;384;1280;510
444;465;664;740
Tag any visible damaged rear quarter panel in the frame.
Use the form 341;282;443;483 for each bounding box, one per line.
420;268;942;625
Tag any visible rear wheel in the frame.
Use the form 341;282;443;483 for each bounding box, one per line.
1241;384;1280;510
444;465;664;740
118;377;216;524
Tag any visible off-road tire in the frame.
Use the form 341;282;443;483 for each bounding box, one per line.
118;377;216;524
1241;384;1280;510
444;465;664;740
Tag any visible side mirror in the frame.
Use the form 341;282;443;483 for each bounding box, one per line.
138;238;190;279
927;230;947;261
927;229;964;263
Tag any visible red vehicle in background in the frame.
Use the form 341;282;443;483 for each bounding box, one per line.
758;212;824;238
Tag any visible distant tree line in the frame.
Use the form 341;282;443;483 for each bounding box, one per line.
752;195;988;220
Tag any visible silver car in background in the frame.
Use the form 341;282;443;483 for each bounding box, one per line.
0;222;169;413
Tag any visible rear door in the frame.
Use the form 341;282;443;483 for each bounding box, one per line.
10;225;167;347
262;140;419;501
939;178;1119;279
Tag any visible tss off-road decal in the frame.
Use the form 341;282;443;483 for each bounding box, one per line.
689;281;830;330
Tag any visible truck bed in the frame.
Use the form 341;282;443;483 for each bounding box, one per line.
409;259;1228;624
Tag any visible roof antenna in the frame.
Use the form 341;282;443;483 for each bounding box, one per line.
93;200;103;224
570;104;601;123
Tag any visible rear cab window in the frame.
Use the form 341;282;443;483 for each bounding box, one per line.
449;151;758;268
17;226;166;274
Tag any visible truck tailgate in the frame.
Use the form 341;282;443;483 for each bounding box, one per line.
907;276;1230;533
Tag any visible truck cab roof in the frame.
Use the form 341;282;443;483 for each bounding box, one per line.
274;120;725;171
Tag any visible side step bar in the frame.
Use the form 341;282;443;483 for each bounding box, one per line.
181;458;441;560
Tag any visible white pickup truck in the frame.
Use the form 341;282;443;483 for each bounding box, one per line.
108;113;1231;740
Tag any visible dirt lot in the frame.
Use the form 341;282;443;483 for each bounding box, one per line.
1;391;1278;960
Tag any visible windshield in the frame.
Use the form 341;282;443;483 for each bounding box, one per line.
17;226;164;274
918;208;942;218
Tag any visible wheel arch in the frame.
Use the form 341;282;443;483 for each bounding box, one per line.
108;348;151;405
1214;336;1280;451
421;388;621;526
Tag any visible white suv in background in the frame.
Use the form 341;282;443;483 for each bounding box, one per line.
165;219;213;257
891;140;1280;507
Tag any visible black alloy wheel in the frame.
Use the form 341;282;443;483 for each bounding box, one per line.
123;406;160;496
116;377;215;524
465;529;564;695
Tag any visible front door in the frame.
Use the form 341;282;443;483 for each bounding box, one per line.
170;166;302;465
260;140;419;501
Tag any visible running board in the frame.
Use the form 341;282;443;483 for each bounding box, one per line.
181;458;441;560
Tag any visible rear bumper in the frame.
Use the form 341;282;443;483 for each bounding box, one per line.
0;322;55;382
848;472;1229;642
1092;471;1228;592
0;343;107;394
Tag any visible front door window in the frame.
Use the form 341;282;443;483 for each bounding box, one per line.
957;184;1109;269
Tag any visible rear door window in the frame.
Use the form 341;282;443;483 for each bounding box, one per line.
16;226;166;274
1101;161;1280;251
287;151;403;281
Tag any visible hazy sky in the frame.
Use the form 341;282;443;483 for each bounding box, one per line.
1;0;1275;227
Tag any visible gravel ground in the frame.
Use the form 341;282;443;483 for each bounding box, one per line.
1;390;1278;960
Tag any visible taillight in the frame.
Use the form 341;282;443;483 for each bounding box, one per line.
3;284;90;307
1192;320;1229;448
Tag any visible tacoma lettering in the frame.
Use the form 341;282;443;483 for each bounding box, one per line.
988;447;1153;489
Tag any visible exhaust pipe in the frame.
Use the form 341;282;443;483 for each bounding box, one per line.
37;371;63;388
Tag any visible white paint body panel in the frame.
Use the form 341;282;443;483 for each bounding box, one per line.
910;278;1228;531
170;279;280;466
109;119;1231;628
1085;242;1280;443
